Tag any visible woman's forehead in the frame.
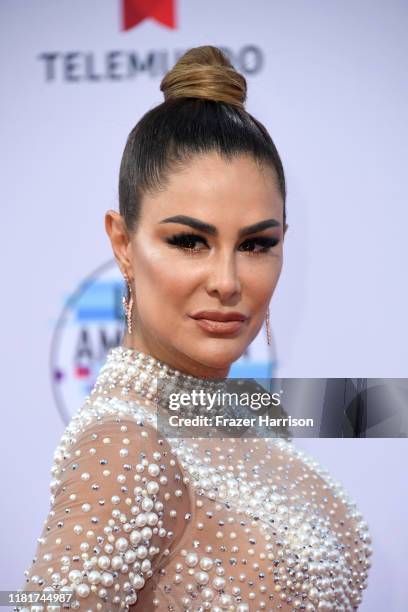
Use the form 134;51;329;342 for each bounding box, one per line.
140;153;283;221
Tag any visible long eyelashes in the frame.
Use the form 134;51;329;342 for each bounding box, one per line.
166;232;207;251
165;232;280;254
239;236;280;253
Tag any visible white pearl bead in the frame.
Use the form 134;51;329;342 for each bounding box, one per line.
141;527;153;539
114;536;128;552
199;557;213;571
135;513;147;527
97;555;110;570
87;570;101;584
212;576;226;590
185;552;198;567
195;571;209;585
141;497;154;511
147;512;159;526
100;572;114;587
136;545;148;559
148;463;160;476
201;587;214;601
76;583;90;598
130;529;142;545
133;574;145;590
125;549;137;563
147;481;159;494
111;555;123;570
68;569;82;584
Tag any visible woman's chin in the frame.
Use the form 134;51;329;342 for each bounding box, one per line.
187;341;247;374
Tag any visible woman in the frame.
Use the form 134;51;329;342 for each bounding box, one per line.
19;46;372;611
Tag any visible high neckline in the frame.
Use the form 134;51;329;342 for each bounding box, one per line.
117;343;217;379
90;344;226;407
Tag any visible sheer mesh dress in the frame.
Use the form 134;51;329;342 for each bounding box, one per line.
17;345;372;611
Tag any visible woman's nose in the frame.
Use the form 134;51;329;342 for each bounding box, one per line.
205;252;241;302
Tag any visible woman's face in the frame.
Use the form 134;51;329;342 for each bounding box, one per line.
106;152;287;378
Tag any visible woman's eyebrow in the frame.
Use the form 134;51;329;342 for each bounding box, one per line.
159;215;280;237
159;215;216;235
238;218;281;237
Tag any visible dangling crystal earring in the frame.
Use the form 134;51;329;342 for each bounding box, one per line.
122;273;133;335
265;308;272;346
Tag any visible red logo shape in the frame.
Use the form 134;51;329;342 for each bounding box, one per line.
122;0;176;31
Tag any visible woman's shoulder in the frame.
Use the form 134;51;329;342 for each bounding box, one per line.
20;394;192;608
51;394;172;499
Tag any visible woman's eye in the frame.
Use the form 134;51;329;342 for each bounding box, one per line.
166;233;279;254
239;237;280;253
166;232;209;252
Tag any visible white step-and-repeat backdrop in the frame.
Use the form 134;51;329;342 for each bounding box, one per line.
1;1;407;609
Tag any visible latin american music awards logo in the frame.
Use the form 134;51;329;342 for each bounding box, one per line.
51;260;276;424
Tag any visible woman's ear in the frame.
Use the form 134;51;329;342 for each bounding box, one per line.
104;209;133;278
283;223;289;238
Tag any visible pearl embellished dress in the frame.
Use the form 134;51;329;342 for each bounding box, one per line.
18;346;372;611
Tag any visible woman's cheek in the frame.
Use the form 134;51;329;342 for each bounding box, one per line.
241;266;274;302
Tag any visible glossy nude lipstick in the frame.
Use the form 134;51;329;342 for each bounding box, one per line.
190;310;248;335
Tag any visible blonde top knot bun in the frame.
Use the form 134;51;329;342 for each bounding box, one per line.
160;46;247;109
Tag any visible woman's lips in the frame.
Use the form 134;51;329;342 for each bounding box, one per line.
192;312;247;334
191;318;245;334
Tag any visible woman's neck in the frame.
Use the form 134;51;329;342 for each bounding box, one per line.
121;334;230;379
